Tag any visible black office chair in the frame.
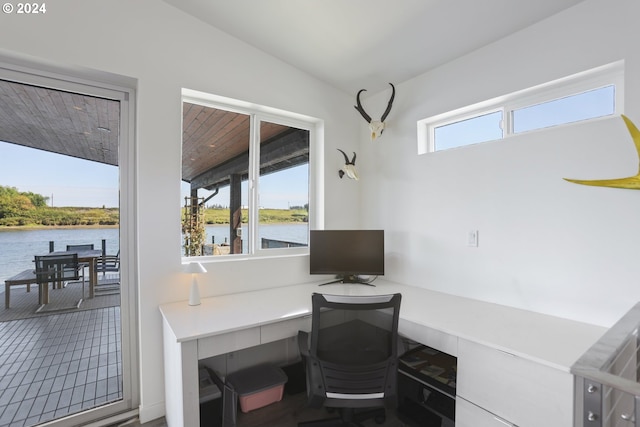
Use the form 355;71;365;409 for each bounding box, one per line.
298;292;402;427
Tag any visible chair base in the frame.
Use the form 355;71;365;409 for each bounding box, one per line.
298;407;386;427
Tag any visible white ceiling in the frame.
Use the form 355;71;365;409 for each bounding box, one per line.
163;0;586;95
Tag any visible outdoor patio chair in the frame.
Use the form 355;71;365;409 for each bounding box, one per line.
66;244;95;277
34;253;85;310
96;250;120;276
94;251;120;295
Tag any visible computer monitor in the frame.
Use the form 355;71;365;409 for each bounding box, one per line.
309;230;384;285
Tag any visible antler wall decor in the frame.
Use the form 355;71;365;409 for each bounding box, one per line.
337;149;358;180
354;82;395;140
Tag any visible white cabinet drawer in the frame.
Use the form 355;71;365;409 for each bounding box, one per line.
456;397;516;427
260;315;311;344
197;327;260;359
457;339;572;427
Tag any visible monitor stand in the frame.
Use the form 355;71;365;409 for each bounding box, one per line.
318;275;376;287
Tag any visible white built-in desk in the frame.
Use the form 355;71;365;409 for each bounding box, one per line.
160;280;606;427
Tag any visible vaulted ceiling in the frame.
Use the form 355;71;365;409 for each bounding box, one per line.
0;1;587;181
162;0;587;94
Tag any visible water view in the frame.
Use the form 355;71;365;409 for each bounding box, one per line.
204;223;308;250
0;223;308;283
0;227;119;283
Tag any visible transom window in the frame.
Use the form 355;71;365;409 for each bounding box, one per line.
418;61;624;154
181;89;322;260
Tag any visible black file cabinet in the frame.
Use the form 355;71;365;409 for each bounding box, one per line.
397;345;456;427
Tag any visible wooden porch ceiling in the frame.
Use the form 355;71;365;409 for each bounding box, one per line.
0;79;120;166
182;102;309;191
0;79;308;189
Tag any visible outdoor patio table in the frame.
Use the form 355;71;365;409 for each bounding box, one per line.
38;249;103;303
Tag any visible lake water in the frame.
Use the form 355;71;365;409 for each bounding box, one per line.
0;223;308;283
0;228;120;283
204;223;308;249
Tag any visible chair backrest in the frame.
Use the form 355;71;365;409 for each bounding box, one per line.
34;253;81;282
307;292;402;408
66;244;94;251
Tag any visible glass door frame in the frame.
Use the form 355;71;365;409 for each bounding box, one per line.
0;55;140;426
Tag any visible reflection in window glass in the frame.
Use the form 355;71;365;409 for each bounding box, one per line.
181;103;251;256
259;122;309;250
181;102;312;257
513;85;615;133
434;111;503;151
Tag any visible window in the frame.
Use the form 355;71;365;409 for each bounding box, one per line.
511;85;615;133
433;110;503;151
181;89;322;259
418;61;624;154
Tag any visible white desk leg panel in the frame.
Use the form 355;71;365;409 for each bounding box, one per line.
163;317;200;427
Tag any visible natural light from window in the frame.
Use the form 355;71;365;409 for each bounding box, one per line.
181;90;318;259
512;85;615;133
419;62;623;154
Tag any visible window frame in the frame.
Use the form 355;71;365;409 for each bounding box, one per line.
181;88;324;262
418;61;624;154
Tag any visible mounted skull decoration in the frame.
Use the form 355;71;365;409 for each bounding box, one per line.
337;149;358;180
354;83;395;140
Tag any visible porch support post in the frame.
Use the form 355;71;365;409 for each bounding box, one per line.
229;174;242;254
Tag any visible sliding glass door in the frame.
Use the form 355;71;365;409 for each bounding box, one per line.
0;61;138;426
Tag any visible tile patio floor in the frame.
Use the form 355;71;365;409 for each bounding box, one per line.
0;306;122;426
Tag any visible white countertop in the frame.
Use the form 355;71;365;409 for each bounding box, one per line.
159;279;606;372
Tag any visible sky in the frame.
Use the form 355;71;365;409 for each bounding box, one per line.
0;141;119;208
434;85;615;151
0;140;308;209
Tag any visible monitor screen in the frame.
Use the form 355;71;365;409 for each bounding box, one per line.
309;230;384;278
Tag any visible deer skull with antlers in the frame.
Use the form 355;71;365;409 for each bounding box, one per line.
337;149;358;180
354;83;395;140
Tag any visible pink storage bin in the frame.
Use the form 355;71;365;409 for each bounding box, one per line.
226;364;288;413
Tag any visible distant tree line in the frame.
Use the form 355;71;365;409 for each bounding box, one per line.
0;185;119;227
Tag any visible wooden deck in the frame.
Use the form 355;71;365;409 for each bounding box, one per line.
0;274;119;323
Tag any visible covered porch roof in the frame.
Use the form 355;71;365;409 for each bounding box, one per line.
0;79;309;194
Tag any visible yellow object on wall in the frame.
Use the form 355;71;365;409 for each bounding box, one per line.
564;115;640;189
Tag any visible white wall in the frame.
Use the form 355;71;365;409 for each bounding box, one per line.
0;0;360;421
4;0;640;422
360;0;640;328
